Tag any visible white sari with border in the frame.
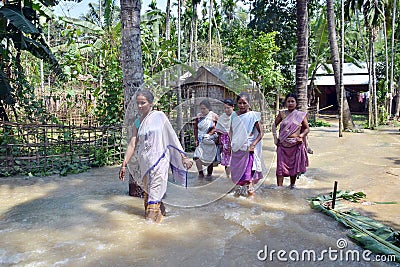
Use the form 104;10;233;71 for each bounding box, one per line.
135;110;187;203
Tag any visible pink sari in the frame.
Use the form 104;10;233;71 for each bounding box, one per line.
276;110;309;177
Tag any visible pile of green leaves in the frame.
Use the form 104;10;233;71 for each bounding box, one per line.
309;191;400;262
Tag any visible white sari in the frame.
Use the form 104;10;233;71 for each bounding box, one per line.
230;111;263;173
193;111;218;164
135;111;187;203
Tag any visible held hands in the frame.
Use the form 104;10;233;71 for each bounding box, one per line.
248;143;255;152
182;157;193;169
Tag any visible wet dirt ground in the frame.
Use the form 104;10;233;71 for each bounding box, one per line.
0;117;399;266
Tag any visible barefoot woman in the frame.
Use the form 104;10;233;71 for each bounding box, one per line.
230;93;263;196
119;90;193;223
272;93;309;189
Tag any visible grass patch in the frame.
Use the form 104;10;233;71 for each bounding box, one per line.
309;119;332;127
352;114;368;128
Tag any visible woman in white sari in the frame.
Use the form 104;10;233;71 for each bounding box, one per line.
193;99;219;178
119;90;193;223
230;93;263;197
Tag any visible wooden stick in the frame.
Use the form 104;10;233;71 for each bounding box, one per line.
332;181;338;209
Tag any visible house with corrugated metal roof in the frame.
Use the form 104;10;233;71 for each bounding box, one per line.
309;63;369;114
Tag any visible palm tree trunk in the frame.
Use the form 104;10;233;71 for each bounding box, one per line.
326;0;354;132
121;0;143;109
120;0;144;195
368;38;374;127
295;0;308;112
382;5;389;119
340;0;345;137
189;5;194;64
208;0;212;63
178;0;181;61
177;0;184;146
194;15;198;67
372;40;378;127
390;0;397;117
166;0;171;41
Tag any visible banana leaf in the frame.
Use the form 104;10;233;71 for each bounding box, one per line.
0;6;39;34
0;70;14;104
309;191;400;263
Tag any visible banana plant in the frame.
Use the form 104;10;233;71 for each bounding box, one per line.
0;0;81;121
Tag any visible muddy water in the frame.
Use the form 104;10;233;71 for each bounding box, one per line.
1;124;399;266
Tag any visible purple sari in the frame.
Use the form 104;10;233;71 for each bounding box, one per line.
276;110;309;177
230;111;263;186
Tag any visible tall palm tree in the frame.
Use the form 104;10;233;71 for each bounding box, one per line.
208;0;213;63
189;0;201;65
389;0;398;117
344;0;386;127
295;0;309;112
120;0;144;195
166;0;171;41
120;0;143;110
327;0;355;133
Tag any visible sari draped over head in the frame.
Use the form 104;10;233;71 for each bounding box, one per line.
215;113;231;134
215;113;232;166
194;111;218;165
132;110;187;203
276;109;309;177
230;111;263;185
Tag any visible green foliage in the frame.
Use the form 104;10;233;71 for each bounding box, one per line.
309;119;331;127
184;128;196;152
60;162;90;176
0;1;64;121
248;0;296;88
224;28;284;99
352;114;369;128
378;105;389;125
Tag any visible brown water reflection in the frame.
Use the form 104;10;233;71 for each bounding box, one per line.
1;125;399;266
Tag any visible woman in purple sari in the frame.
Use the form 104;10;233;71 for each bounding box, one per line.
272;93;310;189
230;93;263;197
215;99;234;178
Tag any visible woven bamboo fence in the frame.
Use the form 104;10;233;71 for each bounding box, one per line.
0;122;124;176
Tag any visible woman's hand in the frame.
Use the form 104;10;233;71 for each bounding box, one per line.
195;140;199;147
296;135;304;143
248;143;255;152
182;157;193;169
119;167;126;181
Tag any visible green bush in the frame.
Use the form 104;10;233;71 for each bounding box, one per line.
309;120;331;127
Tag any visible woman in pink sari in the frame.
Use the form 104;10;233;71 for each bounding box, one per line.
272;93;310;189
215;99;234;178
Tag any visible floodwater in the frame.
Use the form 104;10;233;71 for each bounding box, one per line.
1;122;399;267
